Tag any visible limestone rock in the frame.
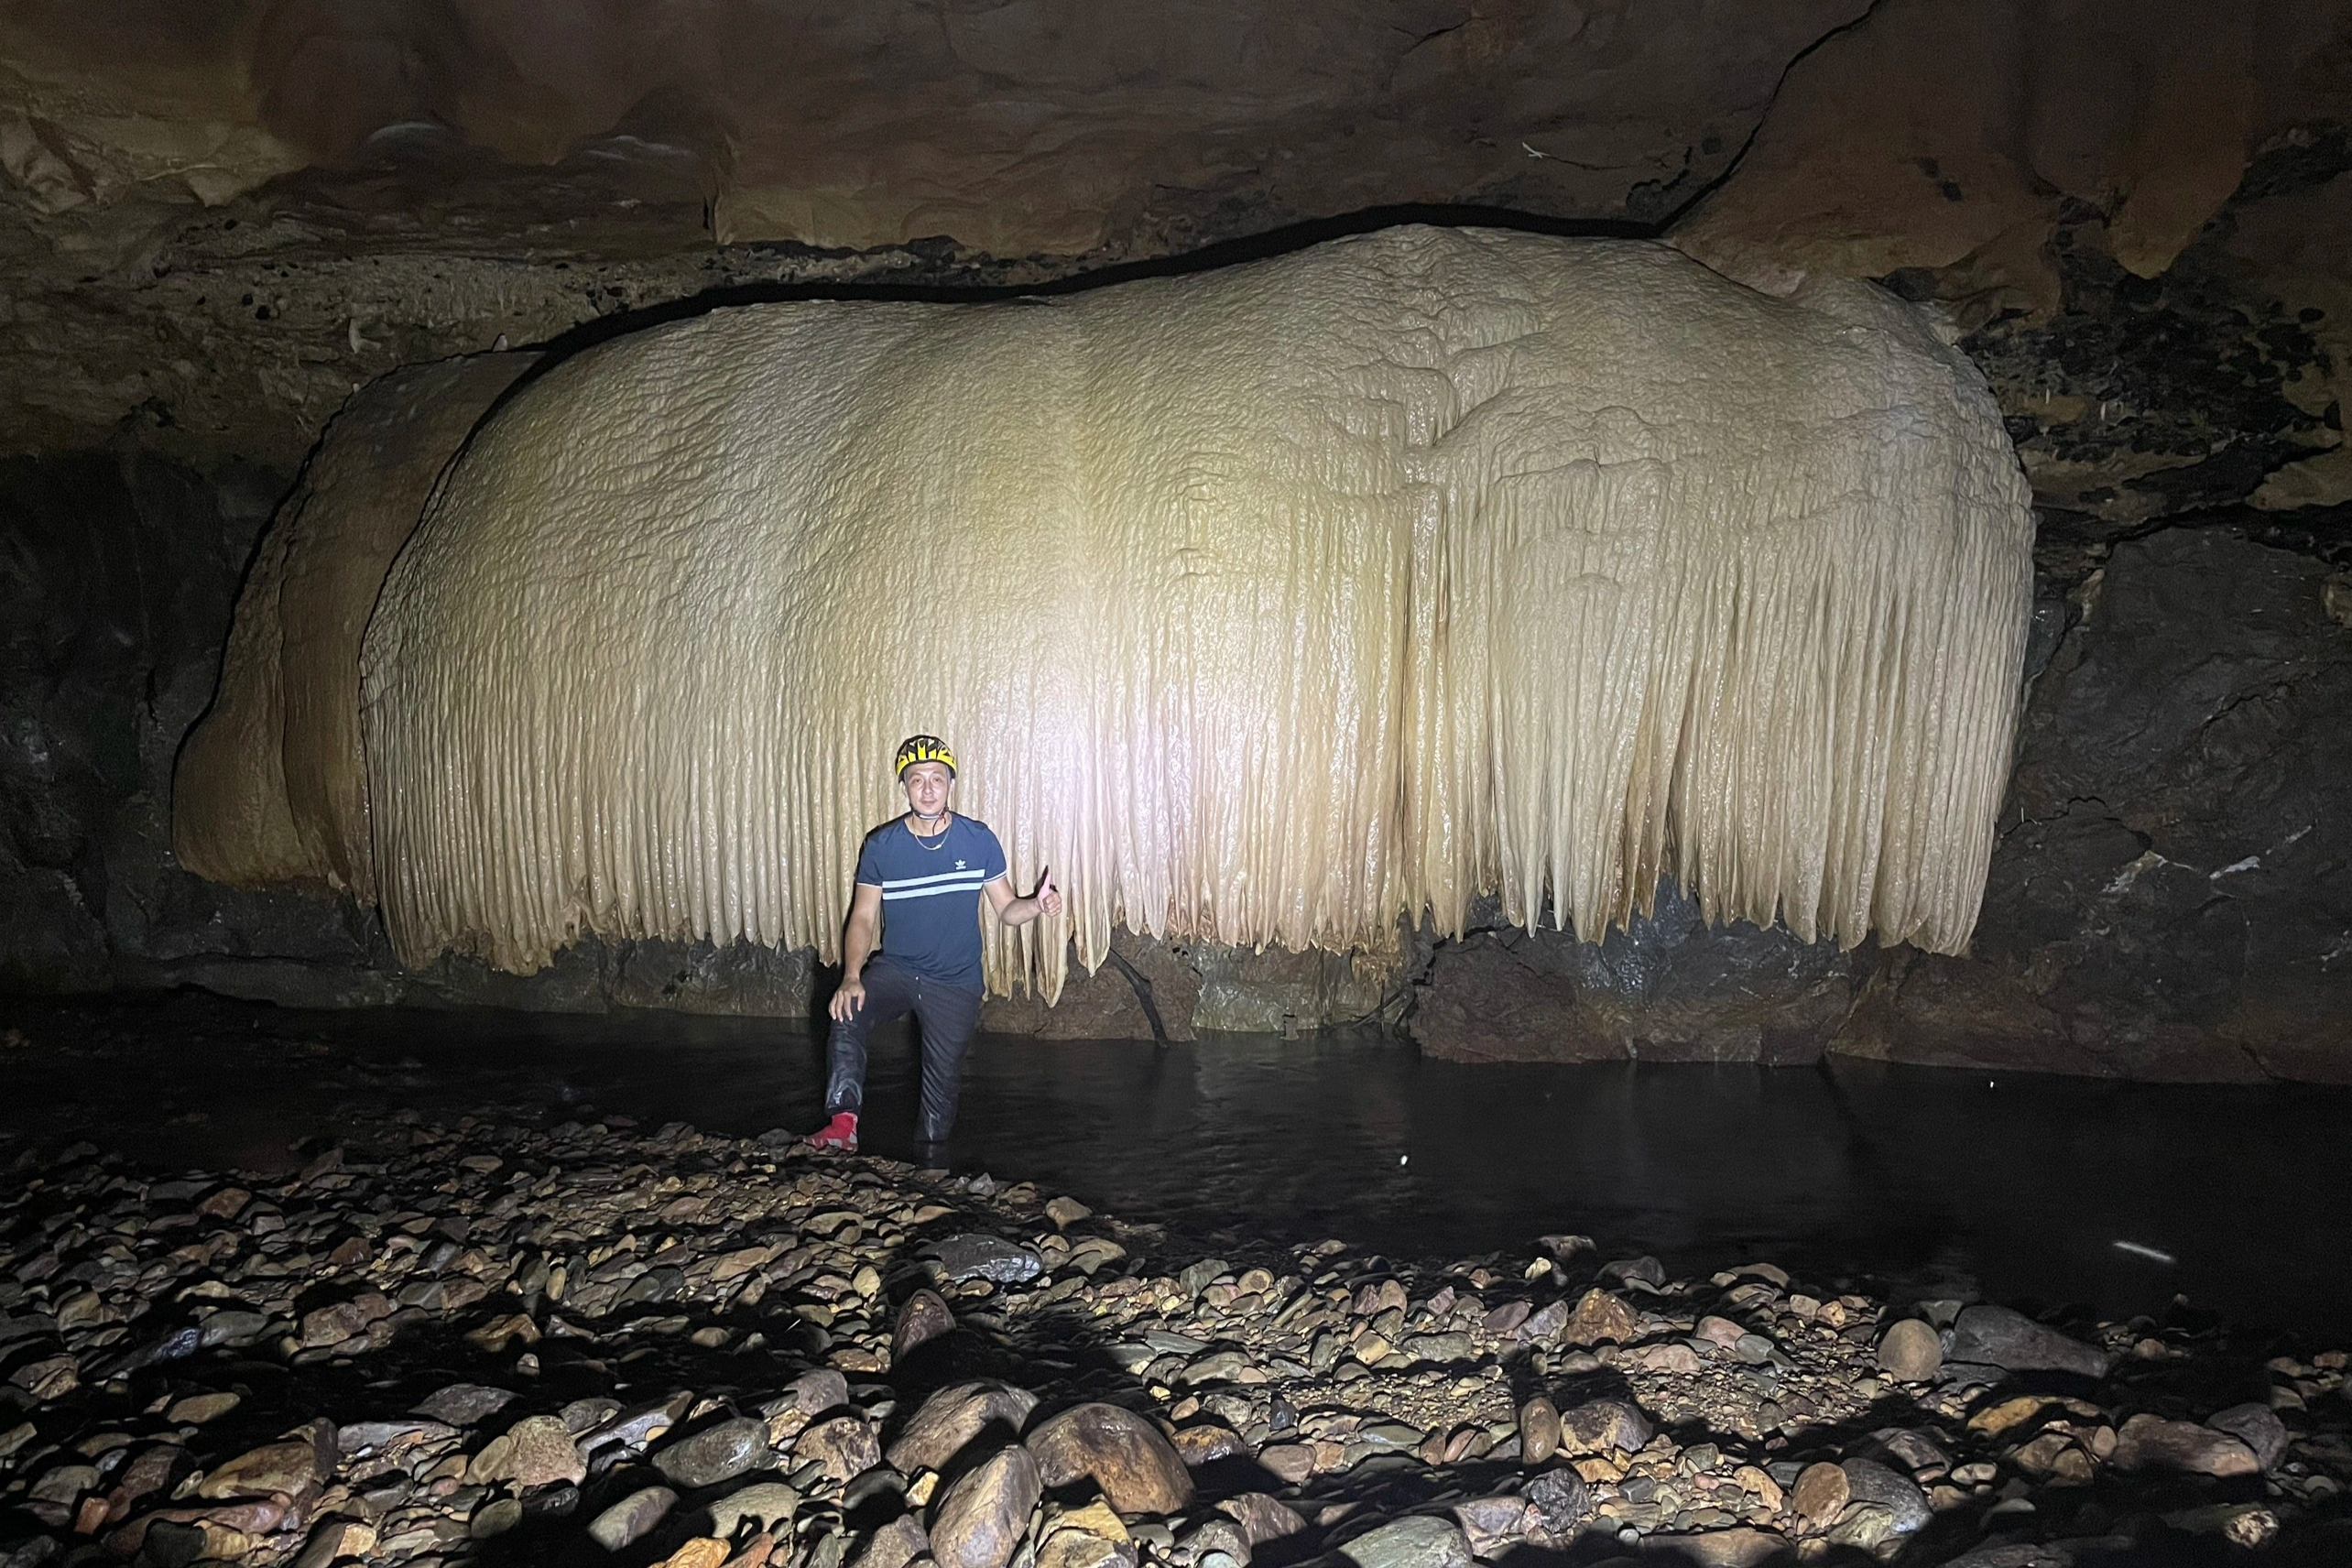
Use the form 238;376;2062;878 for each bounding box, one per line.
1556;1399;1652;1456
1561;1289;1640;1347
1944;1305;2110;1378
795;1415;883;1482
2205;1403;2288;1471
589;1486;679;1551
1517;1396;1560;1465
929;1444;1043;1568
887;1381;1041;1474
1338;1515;1472;1568
707;1482;803;1538
1877;1318;1944;1382
2112;1413;2259;1477
465;1415;585;1488
894;1289;957;1361
654;1417;774;1489
1216;1494;1306;1547
1026;1403;1193;1517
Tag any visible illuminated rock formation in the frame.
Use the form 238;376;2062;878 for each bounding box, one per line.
173;353;539;897
305;227;2032;999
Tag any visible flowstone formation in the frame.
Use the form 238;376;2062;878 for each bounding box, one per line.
179;225;2035;1007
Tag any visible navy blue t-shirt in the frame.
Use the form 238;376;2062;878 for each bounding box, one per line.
855;815;1008;991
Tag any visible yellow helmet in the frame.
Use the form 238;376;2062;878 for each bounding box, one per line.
894;735;956;779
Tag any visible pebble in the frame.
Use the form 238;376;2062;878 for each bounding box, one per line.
0;1111;2337;1568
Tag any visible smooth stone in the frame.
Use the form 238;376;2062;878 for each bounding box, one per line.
413;1383;521;1427
1790;1463;1848;1529
851;1515;931;1568
1839;1458;1929;1535
1044;1197;1093;1228
2111;1413;2259;1477
930;1443;1043;1568
165;1392;241;1425
1217;1493;1306;1546
197;1439;327;1499
1169;1425;1244;1465
654;1416;773;1489
1026;1403;1194;1516
708;1481;803;1538
469;1497;524;1540
1518;1397;1561;1465
1876;1319;1943;1382
466;1414;585;1488
1257;1444;1315;1485
886;1380;1040;1474
1636;1528;1788;1567
894;1290;956;1361
1945;1305;2110;1378
588;1486;679;1551
784;1368;852;1415
1338;1515;1472;1568
1562;1289;1640;1346
2205;1402;2288;1470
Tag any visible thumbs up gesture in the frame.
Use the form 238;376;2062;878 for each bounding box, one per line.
1035;866;1063;919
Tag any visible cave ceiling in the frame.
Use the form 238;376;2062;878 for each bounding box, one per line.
4;0;2351;540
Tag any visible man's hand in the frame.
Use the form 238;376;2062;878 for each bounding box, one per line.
1036;866;1063;918
829;974;867;1022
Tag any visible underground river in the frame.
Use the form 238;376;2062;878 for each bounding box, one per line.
3;990;2346;1345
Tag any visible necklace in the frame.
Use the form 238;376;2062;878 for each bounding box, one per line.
908;812;951;851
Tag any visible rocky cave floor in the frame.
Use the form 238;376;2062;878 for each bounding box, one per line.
1;1091;2348;1568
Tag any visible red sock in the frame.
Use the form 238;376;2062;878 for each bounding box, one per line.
808;1111;858;1150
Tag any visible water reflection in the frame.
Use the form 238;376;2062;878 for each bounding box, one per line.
3;994;2345;1341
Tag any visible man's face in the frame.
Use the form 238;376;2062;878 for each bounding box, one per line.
901;761;953;817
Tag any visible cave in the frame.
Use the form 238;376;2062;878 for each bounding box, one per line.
2;5;2350;1567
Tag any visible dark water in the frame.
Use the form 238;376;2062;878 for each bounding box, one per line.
5;990;2347;1344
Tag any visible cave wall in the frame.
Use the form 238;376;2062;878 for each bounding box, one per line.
5;0;2352;1076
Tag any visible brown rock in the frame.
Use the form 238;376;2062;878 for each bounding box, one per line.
1637;1528;1788;1566
1561;1289;1639;1347
1517;1397;1560;1465
796;1414;883;1482
1555;1399;1652;1457
1256;1444;1315;1485
2112;1413;2259;1477
887;1381;1041;1474
1168;1425;1243;1465
1877;1318;1942;1382
1217;1493;1306;1547
1791;1461;1850;1530
894;1289;957;1362
466;1415;586;1488
1025;1403;1194;1517
930;1443;1043;1568
850;1515;931;1568
199;1438;327;1499
660;1540;733;1568
1044;1197;1093;1229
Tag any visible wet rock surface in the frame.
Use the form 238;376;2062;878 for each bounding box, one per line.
0;1118;2345;1567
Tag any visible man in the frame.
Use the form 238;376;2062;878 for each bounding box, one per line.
806;735;1062;1153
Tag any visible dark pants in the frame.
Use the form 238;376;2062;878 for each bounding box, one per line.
824;956;984;1142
